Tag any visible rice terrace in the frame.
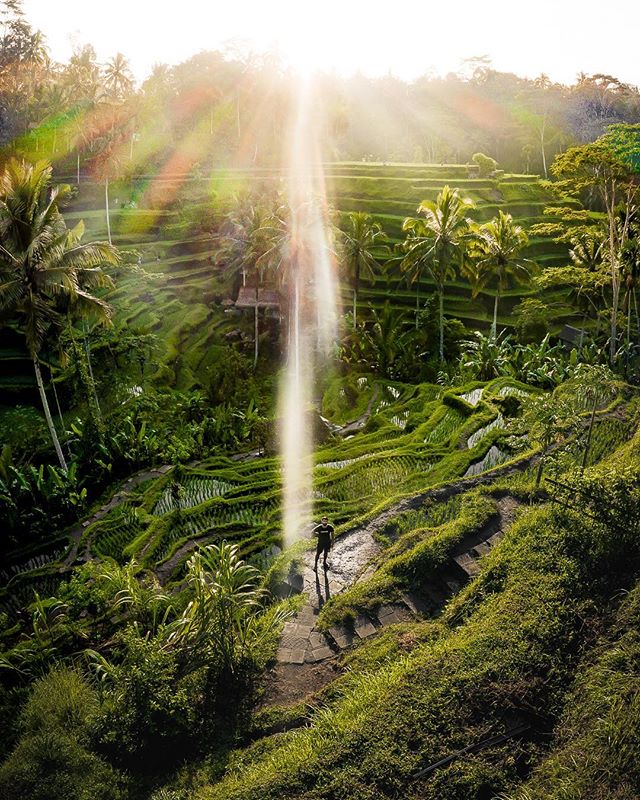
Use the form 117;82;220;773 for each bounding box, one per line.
1;2;640;798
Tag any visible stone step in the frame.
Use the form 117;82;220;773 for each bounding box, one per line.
453;552;481;576
328;625;356;649
471;542;491;557
354;615;377;639
402;592;433;615
305;645;334;663
376;603;412;626
276;647;306;665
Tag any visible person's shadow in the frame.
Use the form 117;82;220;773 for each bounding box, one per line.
314;567;331;609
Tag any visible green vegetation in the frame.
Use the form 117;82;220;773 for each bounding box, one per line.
1;5;640;797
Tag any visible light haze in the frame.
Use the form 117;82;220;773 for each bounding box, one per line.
22;0;640;86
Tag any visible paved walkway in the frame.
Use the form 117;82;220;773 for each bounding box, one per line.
276;527;405;664
276;495;522;666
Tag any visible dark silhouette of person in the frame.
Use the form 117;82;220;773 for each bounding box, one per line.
313;516;334;572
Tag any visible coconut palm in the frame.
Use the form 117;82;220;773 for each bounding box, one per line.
103;53;133;100
91;127;125;246
340;212;389;327
221;194;271;366
363;301;412;379
401;185;475;360
468;210;532;340
257;198;306;351
569;231;607;336
0;160;119;470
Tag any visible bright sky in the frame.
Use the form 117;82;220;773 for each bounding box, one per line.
22;0;640;87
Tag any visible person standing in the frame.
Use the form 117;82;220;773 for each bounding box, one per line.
313;516;335;572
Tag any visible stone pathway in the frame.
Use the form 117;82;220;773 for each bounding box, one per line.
276;526;387;665
339;385;380;437
451;496;520;578
276;495;522;666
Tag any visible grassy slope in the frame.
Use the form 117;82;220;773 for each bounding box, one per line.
183;408;640;800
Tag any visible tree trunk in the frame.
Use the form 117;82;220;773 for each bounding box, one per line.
254;278;259;368
540;114;548;180
352;289;357;328
293;274;301;381
83;324;102;423
439;287;444;361
609;245;620;365
415;281;420;330
105;177;112;245
34;357;68;472
626;294;632;375
577;312;588;352
50;368;72;460
76;152;80;186
492;292;500;341
581;395;598;471
535;455;544;487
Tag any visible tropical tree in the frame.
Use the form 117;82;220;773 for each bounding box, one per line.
62;45;102;106
163;542;287;678
467;210;532;340
103;53;133;100
257;196;324;351
340;211;388;327
620;215;640;359
534;231;608;343
220;193;271;366
91;125;125;246
362;301;413;379
401;185;475;360
550;124;640;363
0;160;119;470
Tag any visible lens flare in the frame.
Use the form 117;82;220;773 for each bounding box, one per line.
279;74;339;547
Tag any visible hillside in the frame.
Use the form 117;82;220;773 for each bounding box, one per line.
0;163;574;405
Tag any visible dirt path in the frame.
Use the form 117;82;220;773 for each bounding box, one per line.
338;385;380;437
62;464;174;568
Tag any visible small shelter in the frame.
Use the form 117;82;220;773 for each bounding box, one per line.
558;324;587;350
234;287;281;310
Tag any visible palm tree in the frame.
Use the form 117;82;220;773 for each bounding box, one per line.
0;160;119;470
221;194;271;366
567;231;607;340
468;210;532;340
103;53;133;100
257;199;303;352
402;185;475;360
340;212;388;328
363;301;411;379
92;128;124;246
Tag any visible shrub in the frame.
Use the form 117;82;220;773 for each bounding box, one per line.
95;627;200;761
472;152;498;177
0;669;126;800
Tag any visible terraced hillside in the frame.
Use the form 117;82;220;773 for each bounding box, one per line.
1;371;630;621
324;162;575;328
0;163;574;404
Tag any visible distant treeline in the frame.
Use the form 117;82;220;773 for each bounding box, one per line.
1;0;640;175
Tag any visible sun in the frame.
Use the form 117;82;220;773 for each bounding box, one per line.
270;7;329;77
